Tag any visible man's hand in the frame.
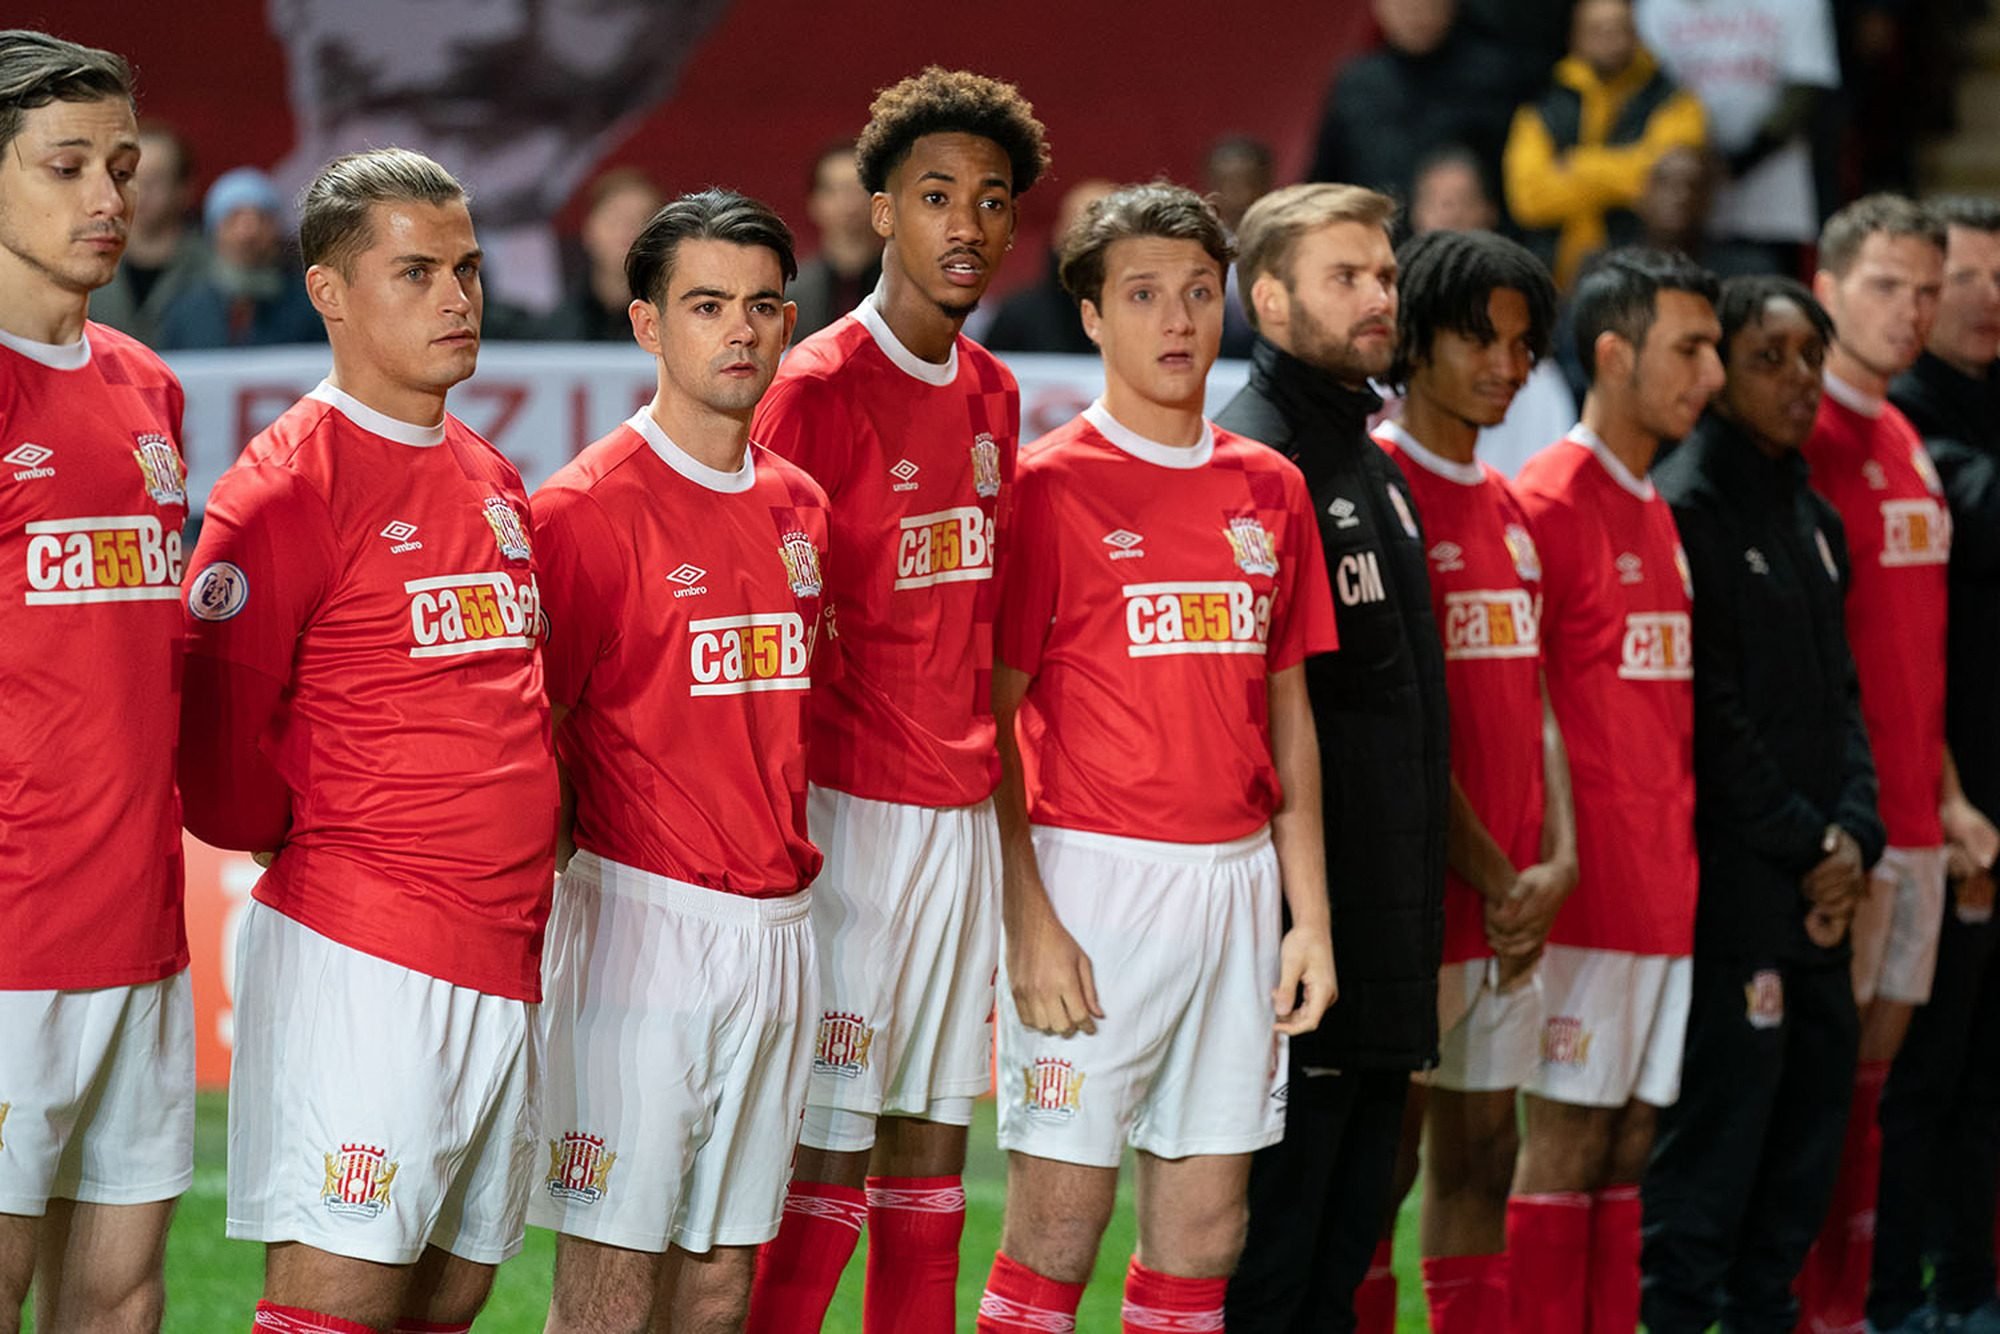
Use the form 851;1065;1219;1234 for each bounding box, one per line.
1948;842;1996;923
1273;920;1337;1035
1801;827;1865;946
1943;795;2000;875
1485;859;1577;960
1005;894;1105;1037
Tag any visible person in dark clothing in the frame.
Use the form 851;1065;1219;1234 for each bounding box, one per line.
787;140;883;341
1217;182;1451;1334
537;167;665;341
979;178;1113;356
1871;195;2000;1334
1642;275;1885;1334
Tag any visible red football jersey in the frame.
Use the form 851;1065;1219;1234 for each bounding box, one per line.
0;323;188;989
1378;422;1546;965
535;413;835;896
1515;429;1696;955
997;404;1339;845
753;298;1016;808
1803;375;1948;848
182;383;557;1000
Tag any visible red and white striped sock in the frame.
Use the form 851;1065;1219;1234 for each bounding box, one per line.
744;1179;868;1334
1120;1258;1226;1332
1422;1251;1509;1334
392;1322;471;1334
1587;1185;1642;1334
977;1251;1085;1333
1506;1191;1592;1334
864;1174;967;1333
252;1302;375;1334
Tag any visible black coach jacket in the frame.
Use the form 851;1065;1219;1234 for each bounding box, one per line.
1892;352;2000;819
1215;338;1449;1071
1654;415;1885;961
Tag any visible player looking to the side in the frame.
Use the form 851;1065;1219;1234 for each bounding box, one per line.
1507;248;1723;1334
0;30;192;1334
529;189;834;1334
1373;229;1577;1334
744;68;1049;1334
179;148;558;1334
973;182;1338;1334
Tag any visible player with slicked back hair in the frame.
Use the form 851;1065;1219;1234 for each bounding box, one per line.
0;29;194;1334
745;67;1048;1334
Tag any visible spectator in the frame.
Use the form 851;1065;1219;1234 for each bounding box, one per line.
1208;135;1275;356
1503;0;1707;289
976;177;1114;356
539;167;665;341
1638;0;1841;274
1410;145;1502;236
789;140;882;340
90;122;209;347
157;167;322;349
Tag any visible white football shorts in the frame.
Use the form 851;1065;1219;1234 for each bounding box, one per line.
1523;945;1692;1109
1850;844;1947;1006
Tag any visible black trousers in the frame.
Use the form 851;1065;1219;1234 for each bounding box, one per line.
1641;950;1858;1334
1226;1066;1411;1334
1870;888;2000;1326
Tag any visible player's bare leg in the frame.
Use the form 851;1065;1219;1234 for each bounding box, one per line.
265;1242;418;1330
546;1235;662;1334
1860;997;1915;1063
1423;1088;1517;1255
1514;1094;1616;1193
401;1244;498;1328
873;1114;968;1179
996;1154;1118;1285
657;1244;758;1334
29;1199;174;1334
1132;1152;1252;1278
0;1213;34;1334
1604;1099;1658;1187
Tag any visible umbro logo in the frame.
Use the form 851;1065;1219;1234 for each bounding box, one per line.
1102;529;1145;560
667;563;708;598
1863;460;1888;491
1616;552;1644;584
1429;541;1464;573
1328;496;1360;529
380;520;422;554
5;442;54;481
889;459;920;492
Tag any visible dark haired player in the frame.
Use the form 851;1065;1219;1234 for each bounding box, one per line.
0;29;192;1334
530;189;835;1334
977;180;1336;1334
745;67;1050;1334
1373;229;1577;1334
1508;248;1722;1334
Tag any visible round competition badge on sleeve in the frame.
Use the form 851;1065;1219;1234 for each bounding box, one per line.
187;561;248;621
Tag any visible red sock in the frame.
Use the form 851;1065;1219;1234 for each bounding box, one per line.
392;1324;471;1334
1798;1060;1889;1331
1119;1258;1226;1332
252;1303;375;1334
745;1180;868;1334
1507;1192;1592;1334
864;1175;966;1333
1588;1185;1642;1334
1355;1237;1398;1334
977;1252;1084;1333
1423;1251;1509;1334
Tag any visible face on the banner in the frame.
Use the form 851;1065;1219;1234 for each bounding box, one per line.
0;95;139;297
309;198;484;396
635;238;794;417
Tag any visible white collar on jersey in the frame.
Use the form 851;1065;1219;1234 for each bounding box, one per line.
1567;422;1656;501
0;325;91;370
1822;367;1885;418
1376;419;1484;487
627;409;757;493
1083;399;1214;470
852;285;959;387
307;380;446;447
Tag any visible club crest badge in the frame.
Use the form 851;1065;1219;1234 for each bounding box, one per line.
1022;1057;1085;1121
1744;970;1784;1029
970;432;1002;499
1503;523;1542;582
321;1143;398;1219
132;432;185;506
1224;516;1279;577
482;496;532;562
813;1011;874;1078
779;530;823;599
545;1132;617;1205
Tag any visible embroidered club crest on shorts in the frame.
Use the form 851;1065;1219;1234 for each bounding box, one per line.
1223;516;1279;577
1744;970;1784;1030
1022;1057;1085;1121
545;1131;617;1205
132;432;185;506
1504;523;1542;581
1540;1015;1593;1066
970;432;1002;498
482;496;532;562
779;530;824;599
813;1011;874;1078
321;1143;398;1219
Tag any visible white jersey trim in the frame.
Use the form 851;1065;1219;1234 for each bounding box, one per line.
0;326;91;371
1083;400;1215;470
1822;368;1886;418
626;410;757;493
1567;423;1656;502
1376;419;1485;486
854;288;959;387
308;381;446;447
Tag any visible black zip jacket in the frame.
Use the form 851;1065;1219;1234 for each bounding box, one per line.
1891;352;2000;819
1215;338;1449;1071
1653;415;1885;960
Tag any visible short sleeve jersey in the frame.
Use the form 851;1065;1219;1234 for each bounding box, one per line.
535;414;834;895
1378;422;1546;965
181;383;557;1000
1803;377;1949;847
1515;429;1697;955
997;403;1339;845
752;297;1017;808
0;323;189;989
